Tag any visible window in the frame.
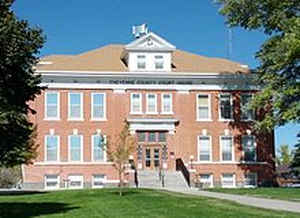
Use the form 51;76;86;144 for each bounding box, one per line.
138;132;146;142
92;174;106;188
68;93;83;120
155;55;164;70
131;93;142;114
45;135;59;161
45;92;59;119
69;135;83;162
158;132;166;142
244;173;257;187
45;175;59;189
242;135;256;162
68;175;83;189
91;93;106;120
161;94;172;114
199;174;213;188
137;55;146;70
221;173;235;188
198;136;211;161
241;94;254;121
221;136;234;161
148;132;156;142
92;134;106;161
219;94;233;120
146;94;157;114
197;94;211;120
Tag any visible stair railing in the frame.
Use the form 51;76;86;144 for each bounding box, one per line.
176;158;190;187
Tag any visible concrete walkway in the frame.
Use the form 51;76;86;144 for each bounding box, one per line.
164;188;300;214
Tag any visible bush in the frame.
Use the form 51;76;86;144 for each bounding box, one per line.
0;167;21;188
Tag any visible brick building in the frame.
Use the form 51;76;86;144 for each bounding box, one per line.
23;27;275;189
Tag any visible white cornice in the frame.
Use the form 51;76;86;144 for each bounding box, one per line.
37;70;253;78
40;83;259;91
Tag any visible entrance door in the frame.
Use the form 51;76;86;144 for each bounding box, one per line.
144;147;161;170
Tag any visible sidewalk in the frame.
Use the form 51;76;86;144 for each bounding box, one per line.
164;188;300;213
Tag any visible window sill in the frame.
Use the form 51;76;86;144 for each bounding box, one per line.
195;161;213;163
44;118;60;121
130;112;143;115
145;112;158;115
196;119;213;122
160;112;174;115
67;118;84;121
218;119;234;122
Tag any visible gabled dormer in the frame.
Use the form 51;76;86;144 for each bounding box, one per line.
123;29;176;72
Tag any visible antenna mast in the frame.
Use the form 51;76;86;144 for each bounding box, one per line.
227;28;233;60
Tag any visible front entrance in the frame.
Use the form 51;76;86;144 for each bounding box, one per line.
144;146;161;170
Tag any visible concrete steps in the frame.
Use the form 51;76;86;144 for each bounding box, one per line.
137;170;189;190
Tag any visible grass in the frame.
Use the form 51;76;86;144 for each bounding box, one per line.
0;188;299;218
205;187;300;202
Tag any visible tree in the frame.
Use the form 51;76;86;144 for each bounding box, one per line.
0;0;45;167
0;166;21;188
276;144;292;165
107;121;136;196
290;133;300;175
217;0;300;132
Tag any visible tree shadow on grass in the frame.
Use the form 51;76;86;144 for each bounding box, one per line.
0;202;79;218
0;190;47;196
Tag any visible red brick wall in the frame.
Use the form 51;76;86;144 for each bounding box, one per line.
24;88;275;188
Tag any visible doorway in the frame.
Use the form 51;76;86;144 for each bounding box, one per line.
144;146;161;170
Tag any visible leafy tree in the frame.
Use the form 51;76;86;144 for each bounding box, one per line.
276;144;292;165
291;133;300;175
0;0;45;167
217;0;300;132
0;166;21;188
107;122;136;196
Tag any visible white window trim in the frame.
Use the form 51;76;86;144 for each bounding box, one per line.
68;92;84;121
92;174;107;188
199;174;214;188
240;93;255;121
154;55;164;70
91;93;107;121
68;135;83;162
146;93;158;114
220;135;235;162
242;135;257;162
91;135;107;162
244;172;258;188
44;135;60;162
221;173;236;188
130;93;143;114
137;55;146;70
44;92;60;120
161;93;173;114
44;175;60;190
68;175;84;189
218;93;234;122
197;135;213;162
196;94;212;121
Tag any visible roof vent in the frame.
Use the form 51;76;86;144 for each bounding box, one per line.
132;24;148;38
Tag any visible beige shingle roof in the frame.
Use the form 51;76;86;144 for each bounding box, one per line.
37;44;249;74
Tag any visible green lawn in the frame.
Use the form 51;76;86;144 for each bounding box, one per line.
0;189;299;218
205;188;300;202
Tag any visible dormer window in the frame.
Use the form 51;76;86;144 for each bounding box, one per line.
137;55;146;70
155;55;164;70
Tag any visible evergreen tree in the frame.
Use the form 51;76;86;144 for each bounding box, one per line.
291;133;300;176
0;0;45;167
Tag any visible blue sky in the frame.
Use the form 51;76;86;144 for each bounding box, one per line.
13;0;299;151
